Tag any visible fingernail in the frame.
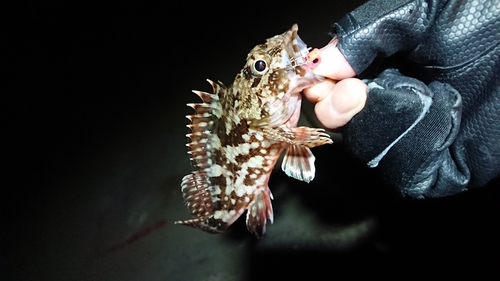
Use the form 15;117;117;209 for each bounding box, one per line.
306;48;321;69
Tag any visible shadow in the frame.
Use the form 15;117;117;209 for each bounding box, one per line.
248;247;392;280
244;145;500;278
285;143;393;223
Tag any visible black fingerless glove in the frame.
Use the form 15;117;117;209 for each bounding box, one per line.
343;69;465;198
331;0;500;197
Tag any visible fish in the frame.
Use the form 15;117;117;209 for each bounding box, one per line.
174;24;332;238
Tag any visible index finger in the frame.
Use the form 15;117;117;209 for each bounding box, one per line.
310;40;356;80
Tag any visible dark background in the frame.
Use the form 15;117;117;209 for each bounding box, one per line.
3;1;499;280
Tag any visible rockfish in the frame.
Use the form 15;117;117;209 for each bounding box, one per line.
175;24;332;238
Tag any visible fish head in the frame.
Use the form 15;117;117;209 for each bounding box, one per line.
232;24;324;127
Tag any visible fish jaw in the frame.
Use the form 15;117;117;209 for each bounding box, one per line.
282;23;325;88
266;24;324;128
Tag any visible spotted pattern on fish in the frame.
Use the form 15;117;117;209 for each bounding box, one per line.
175;24;332;238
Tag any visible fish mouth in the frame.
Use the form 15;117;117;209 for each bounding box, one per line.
282;24;312;72
281;24;324;87
281;24;326;94
266;24;324;127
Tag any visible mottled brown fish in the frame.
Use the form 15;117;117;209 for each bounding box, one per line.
175;24;332;238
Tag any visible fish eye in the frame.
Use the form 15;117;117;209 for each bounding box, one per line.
251;59;268;75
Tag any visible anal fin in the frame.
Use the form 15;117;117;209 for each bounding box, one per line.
281;145;316;183
246;188;274;239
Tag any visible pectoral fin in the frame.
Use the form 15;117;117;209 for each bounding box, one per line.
263;126;332;147
282;145;316;183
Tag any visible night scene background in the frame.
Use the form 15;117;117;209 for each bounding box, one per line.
3;1;499;280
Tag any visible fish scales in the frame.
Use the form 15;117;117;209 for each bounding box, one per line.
175;24;332;238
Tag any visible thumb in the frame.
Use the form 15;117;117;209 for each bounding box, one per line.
308;78;367;130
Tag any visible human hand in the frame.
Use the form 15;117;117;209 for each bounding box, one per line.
303;41;367;130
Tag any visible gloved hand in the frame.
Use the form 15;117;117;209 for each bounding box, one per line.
304;0;500;198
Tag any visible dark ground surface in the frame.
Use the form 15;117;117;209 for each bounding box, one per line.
3;1;500;280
